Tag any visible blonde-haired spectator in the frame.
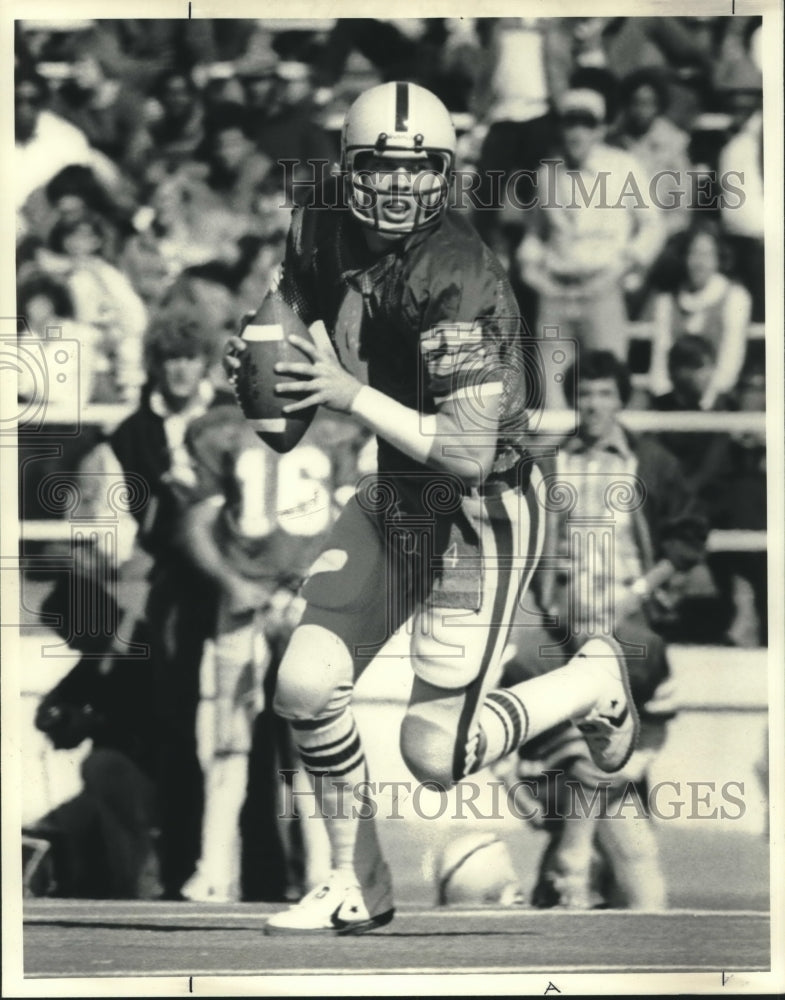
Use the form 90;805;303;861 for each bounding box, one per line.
647;223;752;407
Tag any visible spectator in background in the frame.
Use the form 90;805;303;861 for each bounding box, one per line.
67;19;221;93
608;68;692;237
234;47;279;119
119;172;249;302
50;37;147;173
654;334;736;414
588;17;717;131
129;68;207;182
717;82;764;322
20;164;133;261
78;308;235;899
517;88;663;406
17;272;100;407
251;61;338;205
647;223;752;407
45;214;148;402
314;18;475;109
232;231;288;317
498;350;707;908
161;262;239;384
560;17;615;71
652;334;751;644
27;653;160;899
171;408;318;902
15;66;123;224
710;361;767;647
15;272;106;525
200;105;274;216
466;19;563;282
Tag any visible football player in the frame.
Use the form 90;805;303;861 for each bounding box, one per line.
224;81;640;934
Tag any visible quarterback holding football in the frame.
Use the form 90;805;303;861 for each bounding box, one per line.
224;81;639;935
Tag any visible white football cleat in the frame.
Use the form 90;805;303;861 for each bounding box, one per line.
264;865;395;936
574;637;640;774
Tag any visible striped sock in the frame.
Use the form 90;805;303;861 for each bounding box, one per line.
291;709;372;876
478;689;530;767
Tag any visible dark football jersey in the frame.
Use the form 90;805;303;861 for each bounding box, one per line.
271;194;531;512
184;405;328;588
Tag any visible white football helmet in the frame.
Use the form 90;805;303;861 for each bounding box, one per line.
341;81;456;236
436;832;521;906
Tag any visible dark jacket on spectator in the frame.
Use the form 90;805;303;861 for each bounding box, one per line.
626;430;709;570
653;390;736;528
109;385;235;559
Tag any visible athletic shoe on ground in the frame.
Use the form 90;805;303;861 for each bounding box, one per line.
574;637;640;773
264;865;395;936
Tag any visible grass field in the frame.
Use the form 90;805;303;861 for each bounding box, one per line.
16;821;774;995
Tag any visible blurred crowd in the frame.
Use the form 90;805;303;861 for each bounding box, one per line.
15;17;767;906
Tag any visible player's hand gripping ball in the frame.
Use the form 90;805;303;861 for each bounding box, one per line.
226;298;318;453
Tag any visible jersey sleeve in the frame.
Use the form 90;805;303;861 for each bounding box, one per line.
416;241;520;419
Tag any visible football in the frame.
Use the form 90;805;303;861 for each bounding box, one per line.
233;297;317;454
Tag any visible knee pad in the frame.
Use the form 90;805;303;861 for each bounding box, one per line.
273;624;354;722
399;707;456;788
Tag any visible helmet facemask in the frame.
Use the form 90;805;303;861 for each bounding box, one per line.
344;143;453;236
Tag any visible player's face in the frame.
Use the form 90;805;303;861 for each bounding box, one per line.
576;377;623;442
353;153;446;234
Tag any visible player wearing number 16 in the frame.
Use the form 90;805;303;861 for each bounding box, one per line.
223;81;639;936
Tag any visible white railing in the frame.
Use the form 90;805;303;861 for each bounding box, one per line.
18;521;767;551
18;325;768;554
627;320;765;392
32;405;767;434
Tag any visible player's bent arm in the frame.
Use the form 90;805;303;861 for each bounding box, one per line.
177;496;253;595
351;385;498;487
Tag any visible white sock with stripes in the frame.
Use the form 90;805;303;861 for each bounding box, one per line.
479;688;531;764
479;653;610;767
291;709;381;882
